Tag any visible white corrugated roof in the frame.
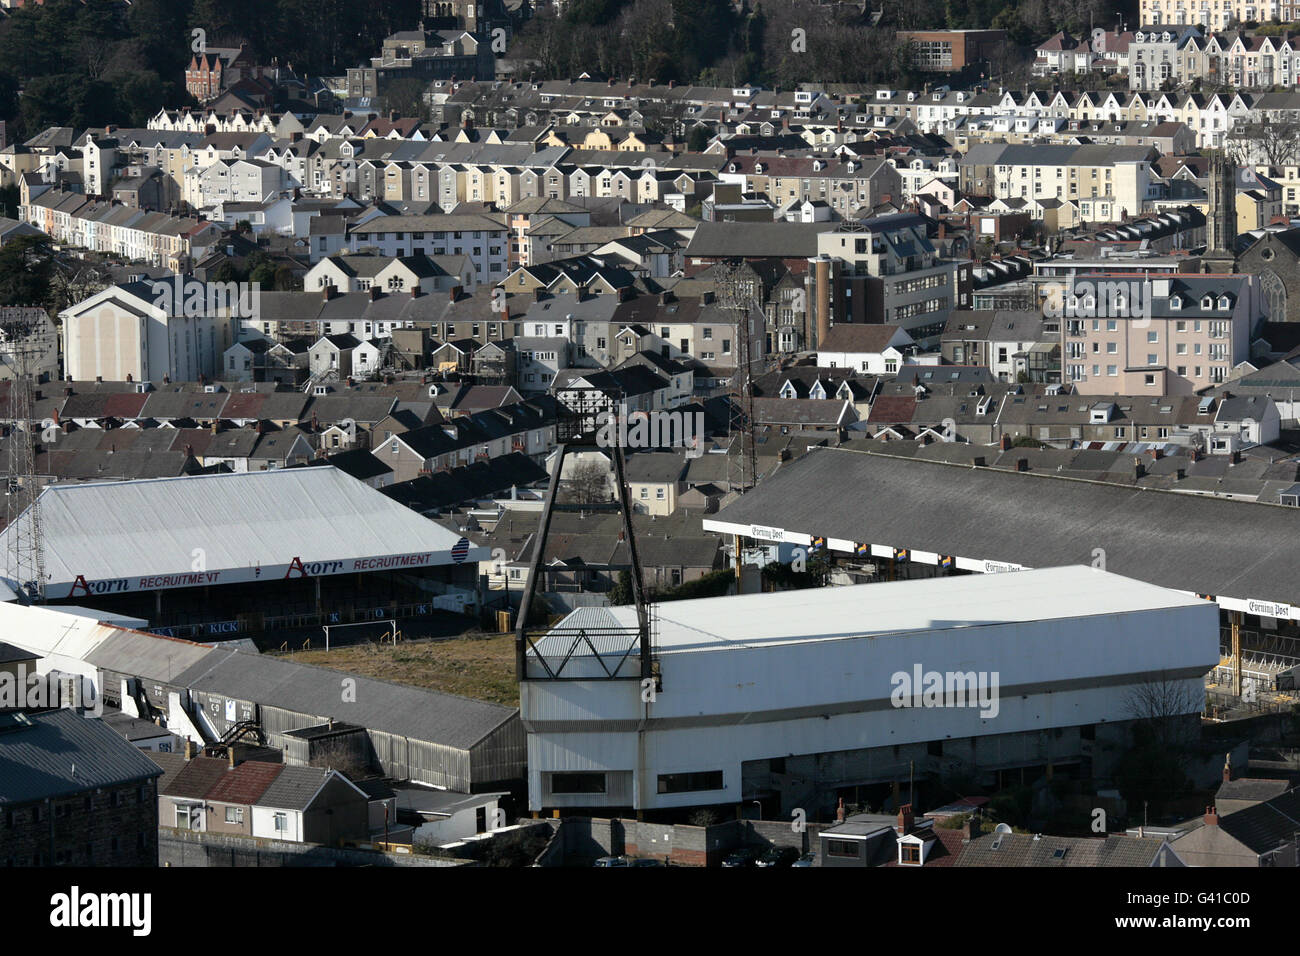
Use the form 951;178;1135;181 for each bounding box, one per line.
0;467;486;596
544;566;1202;656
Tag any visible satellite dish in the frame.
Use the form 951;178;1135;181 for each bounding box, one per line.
994;823;1013;835
641;157;656;168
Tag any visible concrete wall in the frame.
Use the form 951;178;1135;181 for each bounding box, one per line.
159;827;464;867
541;816;825;867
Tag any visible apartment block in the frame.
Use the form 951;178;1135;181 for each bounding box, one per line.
1060;274;1258;395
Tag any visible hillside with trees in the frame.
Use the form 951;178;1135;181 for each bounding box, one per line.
509;0;1137;87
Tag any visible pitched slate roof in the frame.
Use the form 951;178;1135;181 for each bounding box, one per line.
161;756;231;799
0;709;164;805
256;765;333;811
1216;790;1300;853
955;832;1165;866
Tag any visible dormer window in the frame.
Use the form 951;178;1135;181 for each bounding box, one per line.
1169;296;1181;310
1200;295;1214;309
1218;295;1232;309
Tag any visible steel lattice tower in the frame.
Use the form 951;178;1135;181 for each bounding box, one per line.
717;260;761;494
1;308;53;603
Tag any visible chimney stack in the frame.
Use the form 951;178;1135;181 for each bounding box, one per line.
228;747;236;767
999;434;1012;451
370;285;382;301
836;798;845;823
1133;456;1145;479
897;803;914;835
449;284;463;302
1204;806;1219;827
1223;754;1232;783
323;285;336;301
184;739;195;760
962;812;983;841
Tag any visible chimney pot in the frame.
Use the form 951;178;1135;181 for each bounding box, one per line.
1205;806;1219;827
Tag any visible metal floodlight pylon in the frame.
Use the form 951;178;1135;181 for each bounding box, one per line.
1;306;54;604
716;259;763;495
513;387;653;683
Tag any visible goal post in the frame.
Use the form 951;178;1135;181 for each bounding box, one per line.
321;619;397;652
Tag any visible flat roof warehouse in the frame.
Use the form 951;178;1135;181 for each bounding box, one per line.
541;567;1204;656
704;446;1300;620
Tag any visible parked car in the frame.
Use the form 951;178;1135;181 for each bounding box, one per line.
755;846;801;868
628;858;665;867
720;847;758;868
791;852;817;868
594;856;628;867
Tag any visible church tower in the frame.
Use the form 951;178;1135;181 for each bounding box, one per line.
1202;150;1237;273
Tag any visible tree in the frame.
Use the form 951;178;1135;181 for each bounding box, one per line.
0;234;55;308
687;125;710;152
564;458;610;504
1231;121;1300;167
382;77;429;120
0;184;18;220
608;568;633;605
1114;675;1202;815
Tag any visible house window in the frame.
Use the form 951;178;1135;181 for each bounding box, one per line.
826;839;860;858
273;812;288;832
225;807;243;824
900;844;922;864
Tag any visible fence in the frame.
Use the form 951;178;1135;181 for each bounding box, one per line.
149;595;477;642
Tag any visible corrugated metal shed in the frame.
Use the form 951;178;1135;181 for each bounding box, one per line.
0;709;164;805
171;647;517;752
86;629;215;685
